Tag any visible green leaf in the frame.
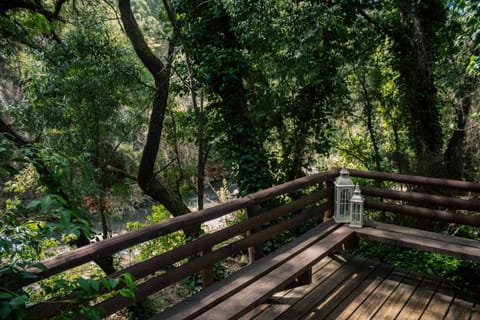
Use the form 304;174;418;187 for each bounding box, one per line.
60;210;71;227
0;303;11;319
118;288;135;300
26;200;41;209
77;278;91;294
108;278;120;290
51;195;67;206
90;280;100;293
100;278;111;291
9;295;28;308
0;292;13;300
31;262;47;271
40;196;53;213
123;273;135;290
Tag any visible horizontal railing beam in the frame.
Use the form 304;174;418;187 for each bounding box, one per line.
365;200;480;227
332;167;480;192
361;186;480;212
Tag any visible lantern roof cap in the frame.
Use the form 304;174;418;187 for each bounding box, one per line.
351;184;364;201
335;167;354;187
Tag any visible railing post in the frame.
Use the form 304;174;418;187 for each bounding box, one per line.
201;246;214;288
324;179;335;221
247;204;264;264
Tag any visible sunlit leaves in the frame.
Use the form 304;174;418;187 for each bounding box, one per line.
126;205;186;261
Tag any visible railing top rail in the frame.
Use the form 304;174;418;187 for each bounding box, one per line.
18;169;337;287
332;167;480;192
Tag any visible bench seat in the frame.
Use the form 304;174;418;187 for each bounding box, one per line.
151;220;355;320
356;221;480;262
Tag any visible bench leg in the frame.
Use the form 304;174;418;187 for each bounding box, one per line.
342;233;360;250
280;268;313;291
202;247;215;288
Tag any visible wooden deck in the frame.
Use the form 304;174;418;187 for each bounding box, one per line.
16;168;480;319
240;254;480;320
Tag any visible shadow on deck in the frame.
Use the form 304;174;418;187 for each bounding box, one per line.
242;254;480;320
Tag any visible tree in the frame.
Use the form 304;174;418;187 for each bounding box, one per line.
176;0;274;194
342;0;478;180
118;0;199;237
224;0;348;181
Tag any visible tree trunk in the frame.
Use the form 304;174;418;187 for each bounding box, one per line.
393;0;446;176
118;0;198;238
177;2;273;194
444;76;476;180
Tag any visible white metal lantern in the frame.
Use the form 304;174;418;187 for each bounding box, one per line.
349;184;364;228
334;167;355;223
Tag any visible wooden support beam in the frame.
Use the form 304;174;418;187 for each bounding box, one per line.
332;167;480;192
355;222;480;262
361;186;480;212
247;204;265;263
364;200;480;227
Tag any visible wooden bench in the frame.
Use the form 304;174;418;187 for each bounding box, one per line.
355;221;480;262
152;220;355;320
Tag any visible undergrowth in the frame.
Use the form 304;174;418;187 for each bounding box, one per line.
352;239;480;292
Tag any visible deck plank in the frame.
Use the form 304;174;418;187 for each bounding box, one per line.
471;295;480;320
300;257;377;320
444;292;476;320
325;261;394;320
356;223;480;262
155;220;340;320
420;281;455;320
396;276;440;320
274;256;367;319
191;253;480;320
195;226;354;320
364;221;480;250
347;268;408;319
158;223;480;320
372;272;422;319
240;256;335;320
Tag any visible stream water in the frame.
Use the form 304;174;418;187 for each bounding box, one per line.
89;181;238;237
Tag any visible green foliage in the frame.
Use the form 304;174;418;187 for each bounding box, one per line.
451;0;480;75
0;140;113;319
43;273;136;320
126;205;186;261
6;3;150;206
224;1;346;182
337;35;411;172
0;191;97;319
353;240;479;287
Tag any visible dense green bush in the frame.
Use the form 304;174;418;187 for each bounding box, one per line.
353;239;480;290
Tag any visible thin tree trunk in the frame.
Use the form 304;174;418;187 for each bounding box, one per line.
118;0;198;238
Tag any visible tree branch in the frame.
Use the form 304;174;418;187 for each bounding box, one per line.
0;117;32;147
118;0;166;82
0;0;66;21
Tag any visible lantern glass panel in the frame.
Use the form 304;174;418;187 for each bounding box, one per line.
349;184;364;228
352;203;360;222
334;167;355;223
340;189;351;216
334;187;353;223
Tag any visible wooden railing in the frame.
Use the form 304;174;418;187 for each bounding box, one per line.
20;170;337;319
343;168;480;227
9;168;480;319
